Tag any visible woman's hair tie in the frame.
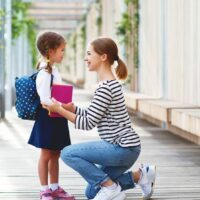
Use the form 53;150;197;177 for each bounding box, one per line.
115;55;119;61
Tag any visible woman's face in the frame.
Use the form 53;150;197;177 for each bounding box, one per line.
49;43;66;64
84;44;102;71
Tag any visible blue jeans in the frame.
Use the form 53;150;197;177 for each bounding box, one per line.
61;140;141;199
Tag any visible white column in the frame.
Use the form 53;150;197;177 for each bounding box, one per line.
5;0;12;110
0;0;5;117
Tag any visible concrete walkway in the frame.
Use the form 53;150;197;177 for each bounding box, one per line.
0;88;200;200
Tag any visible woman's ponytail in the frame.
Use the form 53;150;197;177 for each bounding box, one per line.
115;57;128;80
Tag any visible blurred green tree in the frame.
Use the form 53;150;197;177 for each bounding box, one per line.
12;0;37;66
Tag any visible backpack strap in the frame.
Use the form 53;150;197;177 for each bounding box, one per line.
50;74;54;87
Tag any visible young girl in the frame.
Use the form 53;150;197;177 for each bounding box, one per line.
28;31;75;200
43;37;156;200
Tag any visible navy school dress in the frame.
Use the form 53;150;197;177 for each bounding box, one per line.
28;106;71;150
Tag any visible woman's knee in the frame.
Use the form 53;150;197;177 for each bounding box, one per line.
60;146;74;164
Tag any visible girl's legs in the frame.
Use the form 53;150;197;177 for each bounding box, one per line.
38;149;60;187
38;149;53;187
48;150;75;200
49;150;60;185
38;149;54;200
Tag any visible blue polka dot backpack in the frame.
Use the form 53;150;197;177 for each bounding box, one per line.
15;72;53;120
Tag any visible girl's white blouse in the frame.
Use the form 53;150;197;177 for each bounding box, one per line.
36;62;62;105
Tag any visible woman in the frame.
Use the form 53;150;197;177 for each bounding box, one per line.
43;37;156;200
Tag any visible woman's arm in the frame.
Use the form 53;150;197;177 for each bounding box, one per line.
43;102;76;123
57;106;76;123
43;84;112;130
62;102;89;116
74;85;112;130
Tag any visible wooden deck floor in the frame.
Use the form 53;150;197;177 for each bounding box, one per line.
0;89;200;200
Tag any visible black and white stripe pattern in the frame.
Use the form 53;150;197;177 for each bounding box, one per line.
75;80;140;147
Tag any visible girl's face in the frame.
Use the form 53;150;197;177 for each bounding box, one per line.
49;43;66;64
84;44;102;71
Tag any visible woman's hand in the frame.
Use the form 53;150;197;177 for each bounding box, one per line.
42;98;76;123
62;102;76;113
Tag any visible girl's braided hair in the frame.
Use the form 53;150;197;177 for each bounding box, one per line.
36;31;66;73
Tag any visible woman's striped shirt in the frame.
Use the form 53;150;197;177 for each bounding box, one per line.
75;80;140;147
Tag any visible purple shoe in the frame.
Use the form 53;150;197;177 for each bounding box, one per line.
52;186;75;200
40;189;53;200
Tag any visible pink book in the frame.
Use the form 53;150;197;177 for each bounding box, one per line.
50;84;73;117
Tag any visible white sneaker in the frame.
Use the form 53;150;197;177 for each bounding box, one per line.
92;184;125;200
138;164;156;200
112;191;126;200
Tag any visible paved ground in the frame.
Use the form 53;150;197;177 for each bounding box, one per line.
0;88;200;200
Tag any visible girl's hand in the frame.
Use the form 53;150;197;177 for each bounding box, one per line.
43;99;76;123
42;99;61;113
